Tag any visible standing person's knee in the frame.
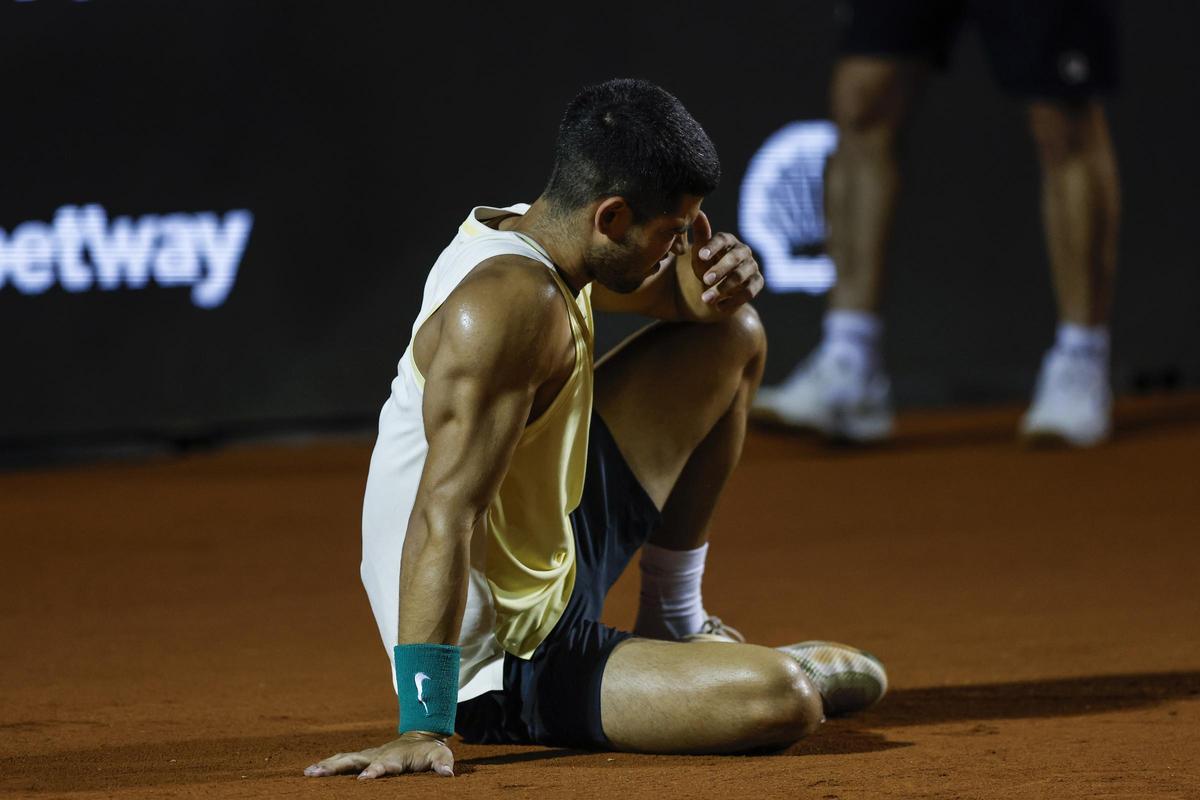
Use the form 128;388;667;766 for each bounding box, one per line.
1028;100;1098;164
831;61;913;149
745;652;824;747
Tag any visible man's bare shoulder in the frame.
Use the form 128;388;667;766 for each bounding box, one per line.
418;255;570;384
457;254;564;315
445;255;569;344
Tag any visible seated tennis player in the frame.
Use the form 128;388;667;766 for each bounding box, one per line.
306;78;887;780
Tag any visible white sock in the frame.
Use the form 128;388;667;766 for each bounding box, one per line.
1054;323;1110;364
822;309;883;372
633;542;709;640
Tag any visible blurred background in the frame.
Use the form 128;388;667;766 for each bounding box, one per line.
2;0;1197;460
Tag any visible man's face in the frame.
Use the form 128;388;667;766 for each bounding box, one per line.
587;195;703;294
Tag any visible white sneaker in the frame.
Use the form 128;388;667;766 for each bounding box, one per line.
776;640;888;717
1020;348;1112;447
751;347;894;442
680;615;746;644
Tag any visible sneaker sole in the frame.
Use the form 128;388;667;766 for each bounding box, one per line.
750;404;893;444
1019;420;1110;449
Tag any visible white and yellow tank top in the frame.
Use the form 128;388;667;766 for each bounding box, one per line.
360;203;594;702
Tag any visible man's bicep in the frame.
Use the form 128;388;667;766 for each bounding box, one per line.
418;369;534;520
415;299;545;522
411;262;560;523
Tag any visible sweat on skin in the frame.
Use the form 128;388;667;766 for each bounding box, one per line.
0;204;254;308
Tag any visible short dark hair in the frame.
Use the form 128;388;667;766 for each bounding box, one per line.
543;78;721;221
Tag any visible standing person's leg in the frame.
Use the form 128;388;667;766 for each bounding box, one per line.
1019;99;1119;445
752;0;962;442
1031;101;1119;329
752;57;926;442
975;0;1121;444
825;57;928;317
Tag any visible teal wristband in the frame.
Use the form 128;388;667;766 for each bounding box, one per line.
394;644;460;736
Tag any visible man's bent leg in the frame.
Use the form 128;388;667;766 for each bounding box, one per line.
600;638;823;753
594;304;766;530
595;306;764;640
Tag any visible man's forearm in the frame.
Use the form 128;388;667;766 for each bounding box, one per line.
396;505;476;644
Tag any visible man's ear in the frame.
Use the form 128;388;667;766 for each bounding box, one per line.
593;197;634;242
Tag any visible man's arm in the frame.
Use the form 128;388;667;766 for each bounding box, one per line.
593;211;765;321
306;258;566;781
398;267;558;646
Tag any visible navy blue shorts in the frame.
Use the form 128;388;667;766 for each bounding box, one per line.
454;411;660;749
836;0;1119;100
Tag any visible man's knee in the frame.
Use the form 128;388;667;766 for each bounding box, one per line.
696;305;766;395
674;305;766;385
745;652;824;747
721;304;767;369
1028;100;1103;164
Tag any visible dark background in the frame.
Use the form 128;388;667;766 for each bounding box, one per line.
2;0;1196;448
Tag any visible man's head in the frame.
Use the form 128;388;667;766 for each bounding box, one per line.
543;78;721;292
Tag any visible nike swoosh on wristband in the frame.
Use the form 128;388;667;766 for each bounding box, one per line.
414;672;432;716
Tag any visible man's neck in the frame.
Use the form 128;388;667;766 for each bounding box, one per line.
503;198;590;294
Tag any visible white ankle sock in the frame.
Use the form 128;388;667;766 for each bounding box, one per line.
822;310;883;371
633;542;709;640
1054;323;1110;363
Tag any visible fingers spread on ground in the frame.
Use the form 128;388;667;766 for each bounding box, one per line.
314;752;368;776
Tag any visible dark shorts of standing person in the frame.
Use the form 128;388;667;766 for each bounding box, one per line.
454;410;661;749
835;0;1119;99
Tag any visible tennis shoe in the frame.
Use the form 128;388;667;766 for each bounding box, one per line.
751;347;893;443
776;640;888;716
680;615;746;644
1020;348;1112;447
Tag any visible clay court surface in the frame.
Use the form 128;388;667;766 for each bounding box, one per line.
2;394;1198;799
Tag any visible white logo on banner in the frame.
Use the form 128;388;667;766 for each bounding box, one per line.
738;121;838;294
0;205;254;309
